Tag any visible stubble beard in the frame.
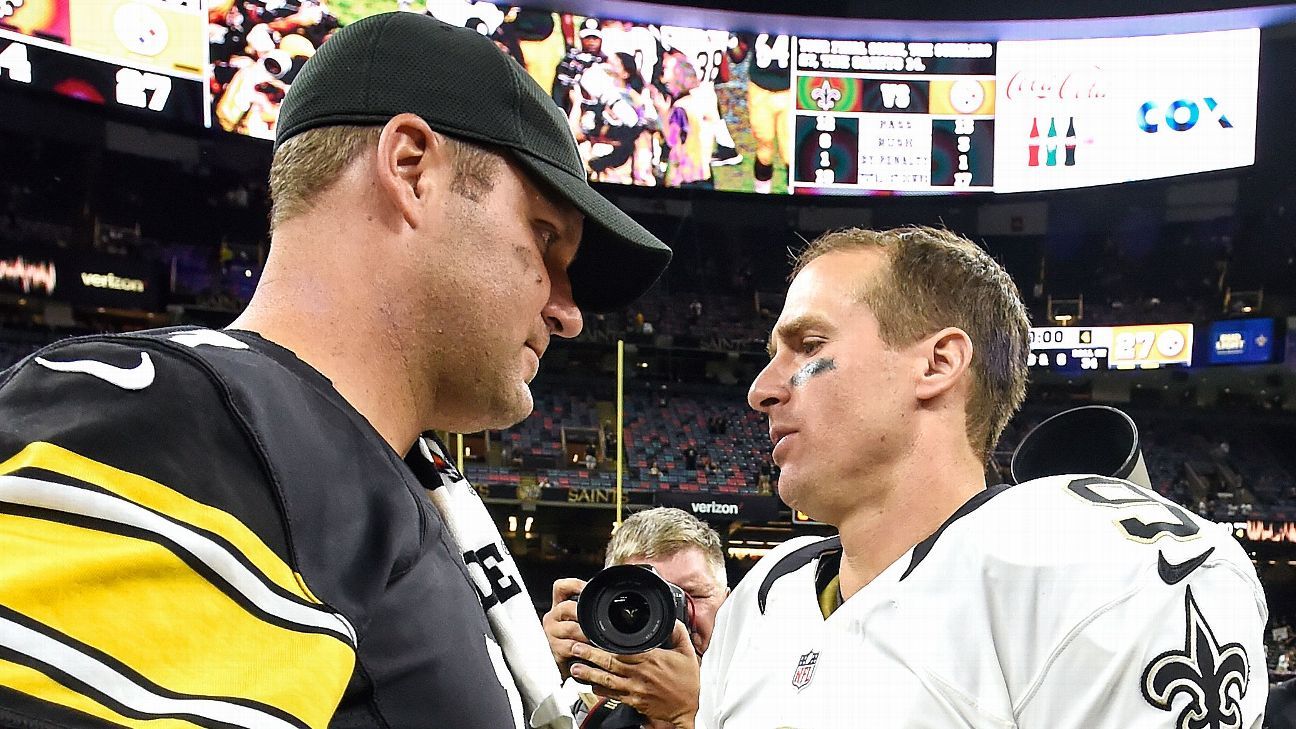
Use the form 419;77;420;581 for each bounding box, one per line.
468;350;536;431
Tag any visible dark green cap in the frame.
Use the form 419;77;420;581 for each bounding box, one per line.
275;11;671;312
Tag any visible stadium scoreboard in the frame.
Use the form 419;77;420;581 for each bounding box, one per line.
791;38;996;193
1029;323;1193;371
0;1;1260;197
0;0;205;126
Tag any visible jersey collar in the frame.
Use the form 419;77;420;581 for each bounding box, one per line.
756;484;1012;614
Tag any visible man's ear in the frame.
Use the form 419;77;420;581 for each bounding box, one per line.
915;327;973;402
375;113;451;229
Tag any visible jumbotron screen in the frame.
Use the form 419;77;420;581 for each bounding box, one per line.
0;0;206;125
0;1;1261;195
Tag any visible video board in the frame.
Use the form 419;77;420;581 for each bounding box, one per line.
0;1;1262;196
1028;323;1194;372
790;39;996;193
0;0;205;126
993;30;1258;193
1207;318;1279;365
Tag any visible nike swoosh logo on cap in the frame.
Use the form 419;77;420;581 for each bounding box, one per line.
35;352;155;391
1157;546;1215;585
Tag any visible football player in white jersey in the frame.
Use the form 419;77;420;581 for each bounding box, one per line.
697;226;1268;729
656;24;742;168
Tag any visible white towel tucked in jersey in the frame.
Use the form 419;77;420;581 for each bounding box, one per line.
416;436;575;729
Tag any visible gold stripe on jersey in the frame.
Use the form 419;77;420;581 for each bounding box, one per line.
0;656;204;729
0;443;357;729
0;609;313;729
0;442;332;613
818;574;842;619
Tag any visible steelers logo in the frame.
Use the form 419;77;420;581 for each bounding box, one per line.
948;79;985;114
1156;329;1187;358
114;2;169;57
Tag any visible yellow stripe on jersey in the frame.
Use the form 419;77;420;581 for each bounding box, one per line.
0;512;354;726
0;656;206;729
1;608;315;729
0;442;325;610
0;442;357;729
818;574;842;619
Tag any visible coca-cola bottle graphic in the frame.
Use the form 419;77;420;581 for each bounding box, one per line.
1045;117;1058;167
1027;118;1040;167
1064;116;1077;167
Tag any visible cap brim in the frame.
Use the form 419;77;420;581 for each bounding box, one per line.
511;152;671;312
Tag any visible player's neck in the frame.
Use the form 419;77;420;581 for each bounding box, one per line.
835;447;986;600
229;238;421;457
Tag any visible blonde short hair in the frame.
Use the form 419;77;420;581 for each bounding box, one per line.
793;226;1030;463
606;508;726;586
268;124;502;233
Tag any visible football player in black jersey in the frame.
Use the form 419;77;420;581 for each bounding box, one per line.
730;33;791;194
0;13;669;729
552;21;607;114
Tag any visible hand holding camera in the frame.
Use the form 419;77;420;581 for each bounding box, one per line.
542;568;701;729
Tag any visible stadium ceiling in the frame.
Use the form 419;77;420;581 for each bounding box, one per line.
553;0;1296;40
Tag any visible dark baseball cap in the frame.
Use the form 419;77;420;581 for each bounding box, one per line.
274;12;671;312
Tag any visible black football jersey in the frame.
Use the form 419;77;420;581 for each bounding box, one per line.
0;327;520;729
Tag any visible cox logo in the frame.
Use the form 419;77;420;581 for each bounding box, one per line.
1139;98;1233;133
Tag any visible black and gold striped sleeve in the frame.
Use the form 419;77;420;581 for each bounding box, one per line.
0;337;357;729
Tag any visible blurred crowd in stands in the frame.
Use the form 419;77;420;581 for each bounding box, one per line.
441;389;1296;521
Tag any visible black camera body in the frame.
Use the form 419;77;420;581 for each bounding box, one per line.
577;564;692;654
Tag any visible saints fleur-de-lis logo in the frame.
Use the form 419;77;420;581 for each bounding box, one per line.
1;0;24;18
811;79;841;112
1141;587;1250;729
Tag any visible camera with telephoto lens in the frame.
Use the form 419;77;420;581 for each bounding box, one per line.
576;564;693;655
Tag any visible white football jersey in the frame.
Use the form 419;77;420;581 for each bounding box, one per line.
657;25;730;86
699;476;1268;729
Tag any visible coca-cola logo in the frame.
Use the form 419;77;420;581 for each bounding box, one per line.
1005;66;1108;101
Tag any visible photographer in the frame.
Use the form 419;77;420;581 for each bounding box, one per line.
543;508;729;728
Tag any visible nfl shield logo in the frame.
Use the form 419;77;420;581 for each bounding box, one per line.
791;650;819;691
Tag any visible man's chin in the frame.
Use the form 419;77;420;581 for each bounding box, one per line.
440;387;532;434
486;386;535;430
776;475;815;517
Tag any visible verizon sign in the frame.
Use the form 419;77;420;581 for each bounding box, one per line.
656;492;779;523
79;271;146;293
689;501;739;516
0;243;161;310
